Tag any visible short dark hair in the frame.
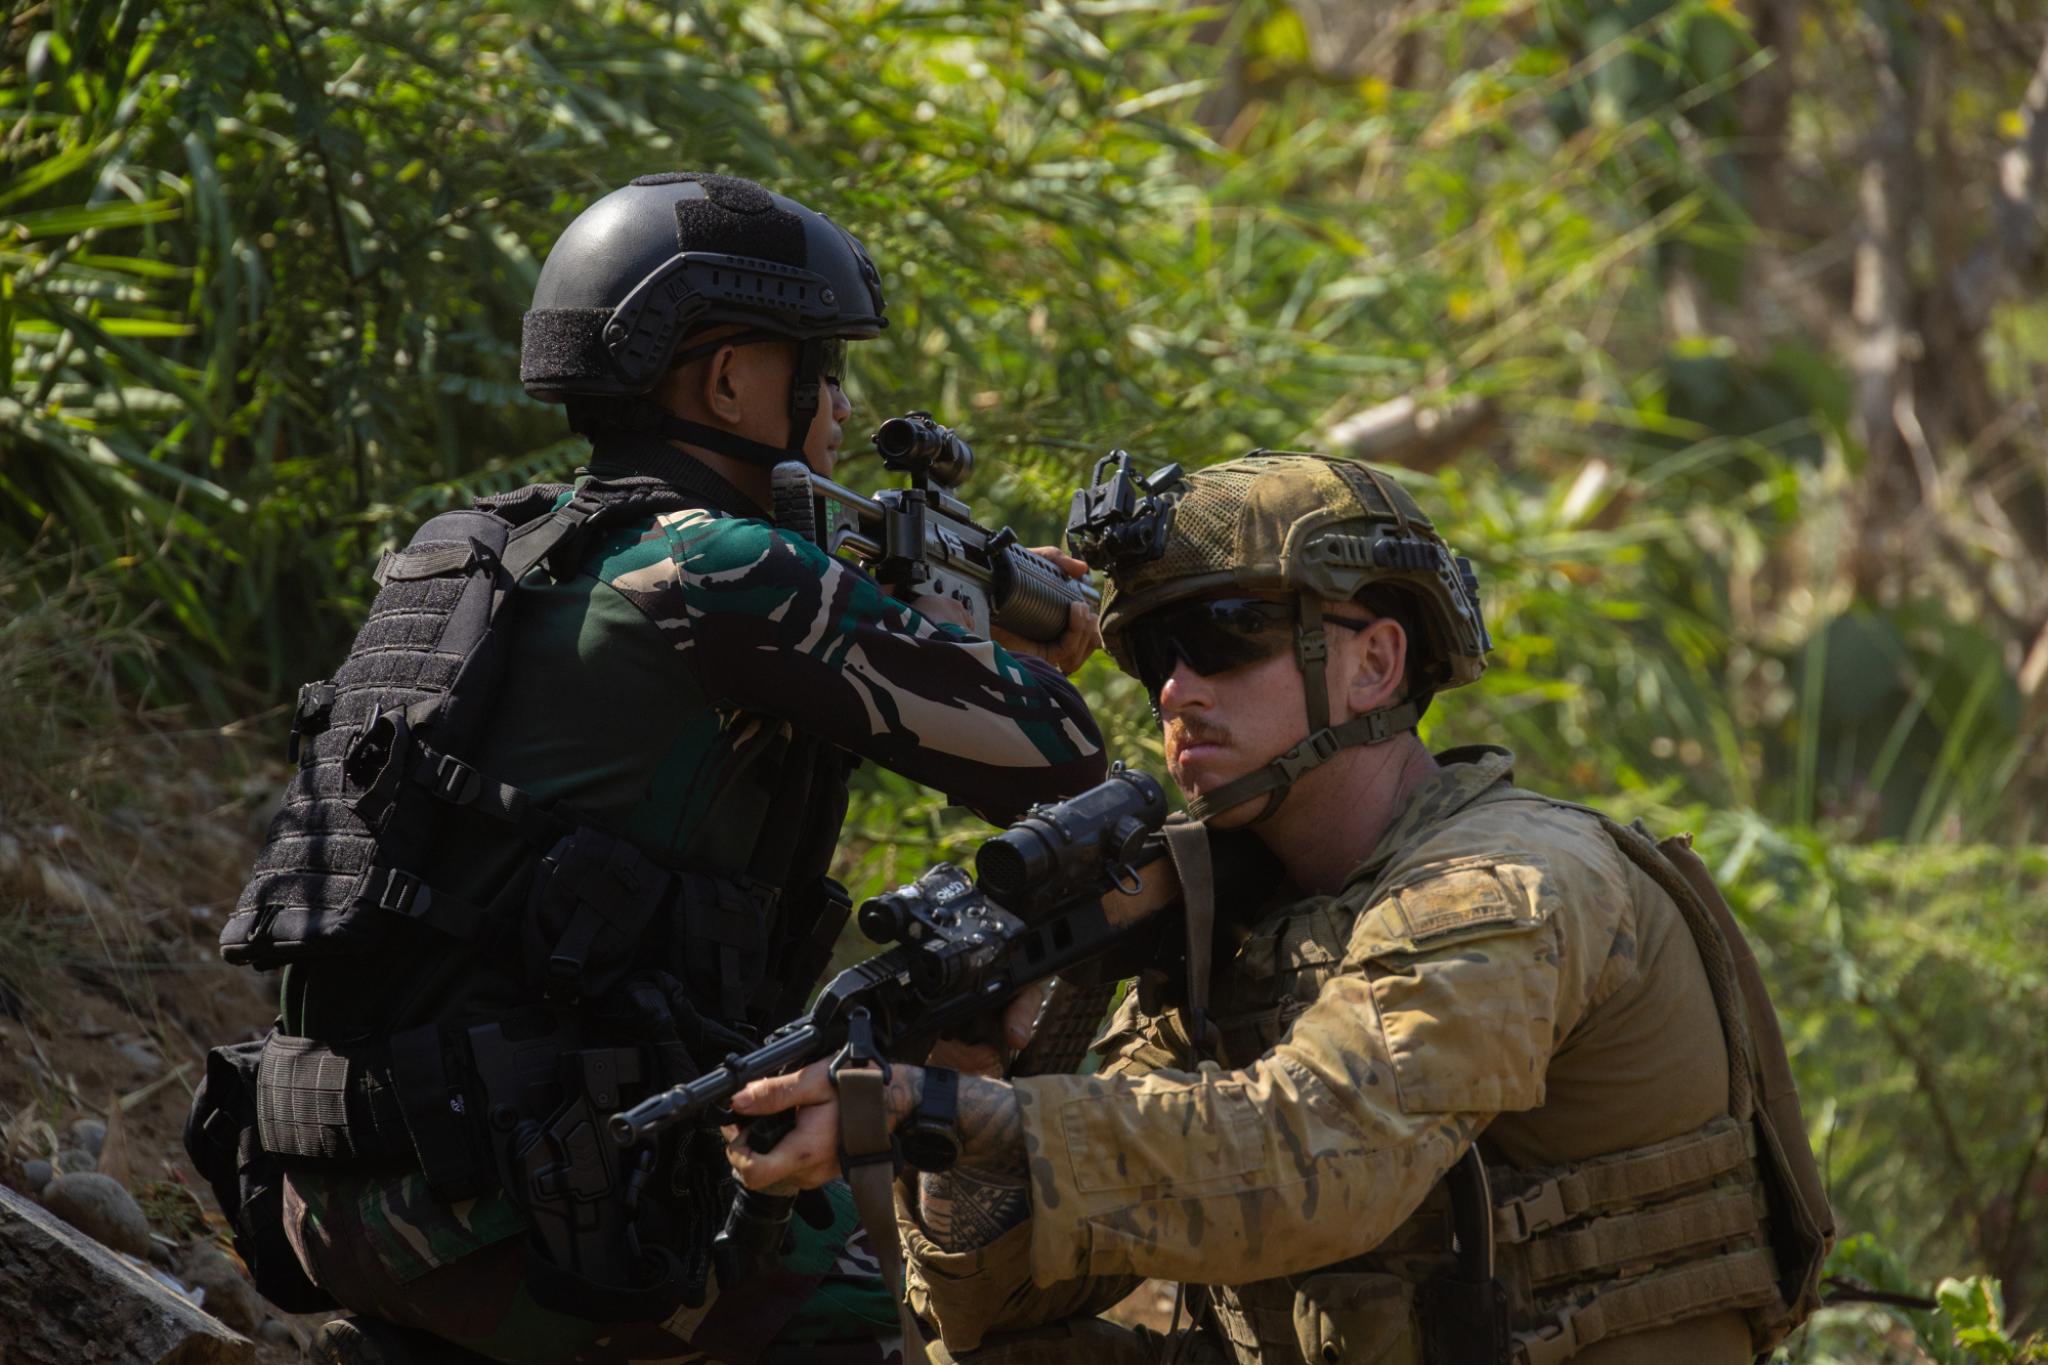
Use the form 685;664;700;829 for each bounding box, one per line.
1353;582;1440;701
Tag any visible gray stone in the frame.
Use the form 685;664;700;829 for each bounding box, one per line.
40;1171;152;1257
258;1318;292;1345
55;1146;96;1174
0;1183;252;1363
116;1039;165;1074
36;856;115;916
68;1116;107;1157
22;1158;53;1194
179;1240;266;1334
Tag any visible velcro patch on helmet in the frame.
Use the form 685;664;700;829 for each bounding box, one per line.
669;176;806;267
518;307;614;388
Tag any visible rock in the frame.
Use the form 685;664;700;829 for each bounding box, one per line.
258;1318;292;1345
36;857;116;916
69;1116;107;1157
40;1171;152;1257
117;1039;166;1074
0;1184;252;1363
55;1146;97;1174
22;1158;53;1194
179;1240;266;1334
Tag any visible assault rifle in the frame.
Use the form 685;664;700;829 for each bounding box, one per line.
606;766;1179;1286
771;412;1099;642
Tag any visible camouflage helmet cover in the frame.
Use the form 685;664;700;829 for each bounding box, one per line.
1097;451;1490;692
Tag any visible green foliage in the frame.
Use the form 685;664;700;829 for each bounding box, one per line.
6;0;2047;1352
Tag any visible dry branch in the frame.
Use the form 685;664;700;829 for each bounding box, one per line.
1322;394;1500;471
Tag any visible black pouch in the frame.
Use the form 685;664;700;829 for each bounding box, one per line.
183;1039;338;1313
520;826;676;1000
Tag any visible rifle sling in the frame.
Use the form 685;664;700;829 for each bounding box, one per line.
836;1062;929;1363
1162;820;1219;1058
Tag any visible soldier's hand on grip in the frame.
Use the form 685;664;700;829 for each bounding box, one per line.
993;549;1099;675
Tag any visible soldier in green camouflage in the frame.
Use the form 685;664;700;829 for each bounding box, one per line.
229;174;1108;1365
725;452;1833;1364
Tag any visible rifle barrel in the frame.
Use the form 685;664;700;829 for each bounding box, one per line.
608;1023;824;1148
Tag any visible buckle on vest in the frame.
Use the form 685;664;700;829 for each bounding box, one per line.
1497;1178;1573;1243
288;680;337;765
367;866;433;919
430;753;482;805
1513;1314;1583;1365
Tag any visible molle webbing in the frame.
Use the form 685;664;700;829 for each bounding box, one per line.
254;1032;413;1164
223;483;695;968
1512;1248;1780;1365
1491;1118;1754;1247
1520;1187;1765;1288
253;1028;487;1199
1493;1120;1779;1365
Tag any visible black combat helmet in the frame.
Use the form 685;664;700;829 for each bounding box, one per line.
520;172;887;467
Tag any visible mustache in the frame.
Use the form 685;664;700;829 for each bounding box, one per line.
1166;718;1230;751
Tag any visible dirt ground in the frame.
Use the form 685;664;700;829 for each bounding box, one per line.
0;722;324;1359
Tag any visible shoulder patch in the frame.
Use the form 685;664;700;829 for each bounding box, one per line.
1352;854;1550;960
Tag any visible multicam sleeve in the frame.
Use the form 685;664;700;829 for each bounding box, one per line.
1008;859;1582;1289
901;987;1175;1351
610;510;1107;823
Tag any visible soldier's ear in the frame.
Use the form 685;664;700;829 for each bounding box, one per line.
703;344;748;423
1343;616;1408;716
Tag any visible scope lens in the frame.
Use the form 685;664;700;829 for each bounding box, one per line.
976;826;1055;901
857;894;910;943
873;418;916;460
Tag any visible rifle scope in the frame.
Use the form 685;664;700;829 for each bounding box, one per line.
874;411;973;488
976;765;1166;907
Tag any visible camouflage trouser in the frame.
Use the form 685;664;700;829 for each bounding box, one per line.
283;1171;902;1364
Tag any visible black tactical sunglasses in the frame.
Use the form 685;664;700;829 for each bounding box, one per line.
1127;597;1373;696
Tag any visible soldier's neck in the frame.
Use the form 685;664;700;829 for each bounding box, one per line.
1255;734;1439;894
667;439;773;514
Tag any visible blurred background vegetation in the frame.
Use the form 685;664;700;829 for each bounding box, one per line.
3;0;2046;1357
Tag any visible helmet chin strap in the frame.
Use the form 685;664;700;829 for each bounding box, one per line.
1181;593;1422;825
570;336;829;472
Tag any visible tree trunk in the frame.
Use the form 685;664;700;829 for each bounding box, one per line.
0;1185;253;1364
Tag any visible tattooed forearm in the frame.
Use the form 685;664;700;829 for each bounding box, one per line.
920;1167;1030;1251
955;1074;1028;1178
916;1073;1030;1252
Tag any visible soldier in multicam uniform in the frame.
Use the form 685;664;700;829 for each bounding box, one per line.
726;452;1834;1364
206;174;1107;1365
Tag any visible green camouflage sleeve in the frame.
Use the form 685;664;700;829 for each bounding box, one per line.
1008;852;1589;1289
604;508;1106;823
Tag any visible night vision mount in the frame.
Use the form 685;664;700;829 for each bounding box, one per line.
1065;451;1186;571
